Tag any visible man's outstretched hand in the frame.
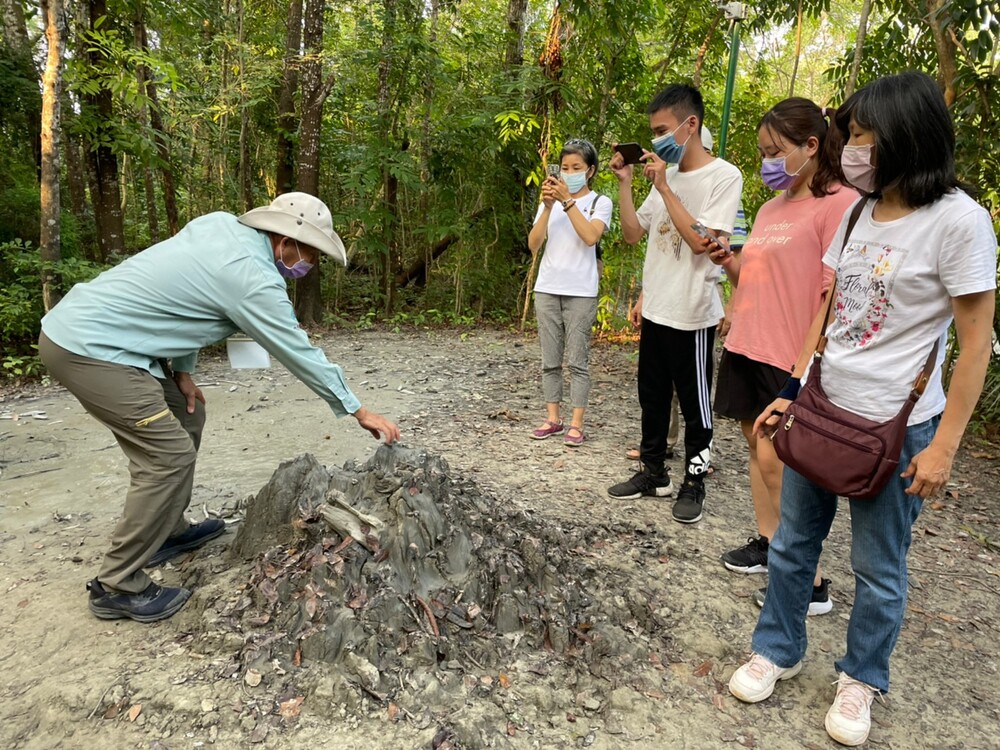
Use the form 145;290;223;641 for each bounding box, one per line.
353;406;401;445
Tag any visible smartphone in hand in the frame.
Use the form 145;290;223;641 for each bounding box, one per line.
692;222;730;253
613;142;644;165
546;164;561;178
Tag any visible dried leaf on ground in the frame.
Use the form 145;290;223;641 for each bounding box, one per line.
127;704;142;722
244;669;262;687
279;696;304;718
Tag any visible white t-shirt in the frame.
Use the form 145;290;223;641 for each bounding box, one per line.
821;191;997;424
636;158;743;330
533;192;613;298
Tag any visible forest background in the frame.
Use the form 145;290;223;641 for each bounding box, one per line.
1;0;998;420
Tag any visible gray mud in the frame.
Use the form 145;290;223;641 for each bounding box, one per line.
1;328;998;749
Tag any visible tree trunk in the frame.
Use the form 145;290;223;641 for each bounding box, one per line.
39;0;65;311
845;0;872;98
419;0;441;289
2;0;41;177
83;0;125;259
293;0;328;326
788;0;803;97
132;4;160;244
925;0;959;106
133;15;179;235
503;0;528;69
237;0;253;212
61;94;89;220
276;0;303;196
376;0;399;316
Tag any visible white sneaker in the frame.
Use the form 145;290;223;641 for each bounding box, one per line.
825;672;879;746
728;653;803;703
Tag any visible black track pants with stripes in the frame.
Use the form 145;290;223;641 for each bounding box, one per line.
637;318;714;478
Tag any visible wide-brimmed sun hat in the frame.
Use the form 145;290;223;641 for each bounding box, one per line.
238;192;347;266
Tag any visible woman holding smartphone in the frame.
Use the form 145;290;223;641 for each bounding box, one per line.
728;71;995;747
711;98;858;614
527;139;612;446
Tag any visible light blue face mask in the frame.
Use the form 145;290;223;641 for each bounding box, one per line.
560;171;589;194
651;119;692;164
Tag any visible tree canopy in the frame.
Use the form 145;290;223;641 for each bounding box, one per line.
1;0;997;372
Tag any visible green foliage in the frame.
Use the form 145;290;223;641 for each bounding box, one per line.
1;0;997;398
0;240;108;376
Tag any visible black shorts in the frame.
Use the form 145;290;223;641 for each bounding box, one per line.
713;349;789;422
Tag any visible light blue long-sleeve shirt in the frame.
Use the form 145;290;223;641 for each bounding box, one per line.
41;212;362;417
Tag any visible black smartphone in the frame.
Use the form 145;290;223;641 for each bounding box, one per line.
613;142;645;165
546;164;561;178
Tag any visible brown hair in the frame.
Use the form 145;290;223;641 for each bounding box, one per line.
758;97;846;198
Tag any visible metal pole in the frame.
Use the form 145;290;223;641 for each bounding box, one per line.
717;3;746;160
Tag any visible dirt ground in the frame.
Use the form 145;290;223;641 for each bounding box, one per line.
1;328;998;750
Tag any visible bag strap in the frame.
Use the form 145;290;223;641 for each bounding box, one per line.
814;195;939;401
815;197;869;355
909;338;940;399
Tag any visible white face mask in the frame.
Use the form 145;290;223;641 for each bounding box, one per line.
841;144;876;193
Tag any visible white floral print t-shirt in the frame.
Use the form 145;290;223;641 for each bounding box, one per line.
820;191;997;424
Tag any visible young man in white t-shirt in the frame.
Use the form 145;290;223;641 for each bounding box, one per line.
608;84;743;523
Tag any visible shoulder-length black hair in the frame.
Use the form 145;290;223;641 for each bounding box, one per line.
758;97;847;198
834;70;961;208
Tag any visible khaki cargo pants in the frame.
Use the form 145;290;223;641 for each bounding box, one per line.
38;333;205;594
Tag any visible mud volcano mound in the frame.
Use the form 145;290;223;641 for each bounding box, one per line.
199;446;665;738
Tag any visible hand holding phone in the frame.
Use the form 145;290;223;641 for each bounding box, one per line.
613;142;644;166
547;164;561;178
692;222;732;260
691;222;713;240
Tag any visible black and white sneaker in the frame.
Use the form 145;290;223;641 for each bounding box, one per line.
672;477;706;523
722;536;769;574
608;467;674;500
754;578;833;616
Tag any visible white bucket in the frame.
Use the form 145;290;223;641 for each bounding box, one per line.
226;335;271;369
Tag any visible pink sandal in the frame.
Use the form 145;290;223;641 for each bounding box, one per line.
564;426;586;447
531;420;565;440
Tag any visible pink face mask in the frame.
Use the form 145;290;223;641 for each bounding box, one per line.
841;144;876;193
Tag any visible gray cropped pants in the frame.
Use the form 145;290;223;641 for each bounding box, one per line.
534;292;597;409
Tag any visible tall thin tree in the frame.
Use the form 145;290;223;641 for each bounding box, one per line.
276;0;303;196
39;0;66;311
845;0;872;98
293;0;334;325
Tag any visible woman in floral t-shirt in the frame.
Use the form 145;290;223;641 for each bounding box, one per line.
728;72;996;748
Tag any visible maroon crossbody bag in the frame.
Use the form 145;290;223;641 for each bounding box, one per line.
771;199;939;500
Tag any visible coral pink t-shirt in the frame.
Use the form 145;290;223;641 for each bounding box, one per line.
725;185;858;371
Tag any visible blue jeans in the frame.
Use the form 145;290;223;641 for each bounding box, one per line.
751;416;939;693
